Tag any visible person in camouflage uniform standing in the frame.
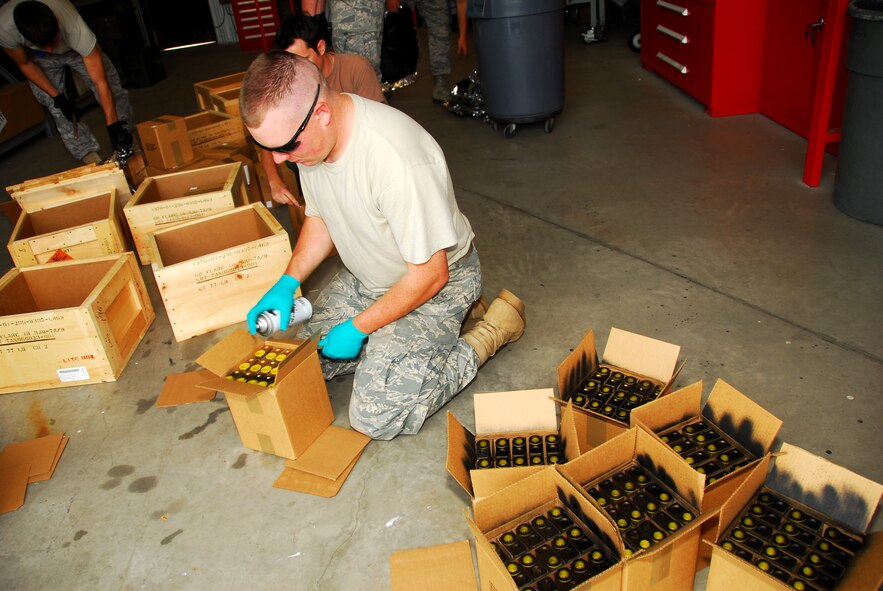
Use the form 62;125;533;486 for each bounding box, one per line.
387;0;452;103
302;0;384;80
241;53;526;440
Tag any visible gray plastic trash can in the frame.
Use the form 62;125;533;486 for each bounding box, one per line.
467;0;565;138
834;0;883;225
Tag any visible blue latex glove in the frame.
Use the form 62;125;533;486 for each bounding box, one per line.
246;275;300;334
318;319;369;359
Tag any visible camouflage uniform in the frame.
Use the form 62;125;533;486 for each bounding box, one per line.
303;247;482;440
329;0;385;79
403;0;451;77
27;49;134;161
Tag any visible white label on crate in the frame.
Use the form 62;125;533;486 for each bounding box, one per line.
57;366;90;382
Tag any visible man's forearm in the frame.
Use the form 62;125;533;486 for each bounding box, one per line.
82;47;118;124
353;250;449;334
285;215;335;282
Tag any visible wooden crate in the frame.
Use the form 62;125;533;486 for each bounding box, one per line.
209;88;241;120
148;203;291;342
124;162;247;265
0;253;155;394
193;72;244;111
6;163;132;212
184;111;244;151
8;190;128;267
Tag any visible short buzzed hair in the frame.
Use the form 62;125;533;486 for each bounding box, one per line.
240;51;325;128
14;1;59;47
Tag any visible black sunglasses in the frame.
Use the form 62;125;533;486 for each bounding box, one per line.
253;84;320;153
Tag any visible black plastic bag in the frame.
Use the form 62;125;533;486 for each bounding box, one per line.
381;5;419;84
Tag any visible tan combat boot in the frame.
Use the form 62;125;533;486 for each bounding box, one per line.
462;290;526;365
460;296;489;335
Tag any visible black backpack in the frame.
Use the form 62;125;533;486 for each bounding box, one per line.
380;5;419;83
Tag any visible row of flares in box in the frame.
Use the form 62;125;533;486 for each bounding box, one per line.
720;488;865;590
657;418;755;483
474;434;564;469
491;505;617;591
567;365;664;424
224;345;294;387
584;463;696;558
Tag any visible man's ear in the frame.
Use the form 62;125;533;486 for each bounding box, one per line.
316;39;326;56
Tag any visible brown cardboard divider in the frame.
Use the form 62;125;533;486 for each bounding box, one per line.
389;540;478;591
0;433;67;481
282;426;370;480
274;449;364;498
0;464;30;514
156;370;218;407
31;436;68;483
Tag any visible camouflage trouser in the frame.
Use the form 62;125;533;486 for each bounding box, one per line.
28;48;134;161
329;0;385;78
403;0;451;77
303;247;482;440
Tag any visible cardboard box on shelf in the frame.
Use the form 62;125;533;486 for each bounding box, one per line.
559;427;708;591
0;253;154;394
184;111;244;152
8;190;128;267
147;203;290;341
558;327;684;453
195;330;333;460
446;388;582;501
467;467;624;591
631;379;784;570
125;162;247;264
6;163;132;212
193;72;244;111
135;115;194;171
705;443;883;591
0;82;44;144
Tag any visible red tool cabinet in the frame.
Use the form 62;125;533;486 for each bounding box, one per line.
231;0;280;52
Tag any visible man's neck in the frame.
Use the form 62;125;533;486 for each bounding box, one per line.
325;93;354;164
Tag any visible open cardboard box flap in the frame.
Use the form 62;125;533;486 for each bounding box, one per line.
283;426;370;481
603;327;682;383
389;540;478;591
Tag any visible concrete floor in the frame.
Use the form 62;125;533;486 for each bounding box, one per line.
1;17;881;591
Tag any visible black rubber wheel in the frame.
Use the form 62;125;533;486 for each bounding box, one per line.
503;123;517;139
544;118;555;133
629;31;641;53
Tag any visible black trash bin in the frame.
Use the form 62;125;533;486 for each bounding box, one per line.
834;0;883;225
467;0;565;138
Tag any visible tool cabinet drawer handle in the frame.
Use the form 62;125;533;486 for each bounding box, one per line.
657;1;689;16
656;52;688;74
657;24;688;43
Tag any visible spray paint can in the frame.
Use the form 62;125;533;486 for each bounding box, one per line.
255;297;313;337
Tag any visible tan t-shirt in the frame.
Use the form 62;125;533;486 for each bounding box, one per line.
300;94;474;294
326;52;385;103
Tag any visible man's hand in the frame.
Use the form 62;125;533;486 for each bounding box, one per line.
318;319;369;359
107;121;133;151
52;93;78;122
457;35;468;56
270;178;300;205
246;275;301;334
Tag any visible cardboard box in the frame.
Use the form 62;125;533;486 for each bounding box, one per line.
558;427;707;591
148;203;291;341
8;190;128;266
196;330;333;459
705;443;883;591
467;467;624;591
193;72;244;111
6;163;132;212
390;541;479;591
0;82;45;144
446;388;582;500
143;157;226;179
0;253;154;394
136;115;194;170
125;162;248;264
184;111;244;152
558;328;684;452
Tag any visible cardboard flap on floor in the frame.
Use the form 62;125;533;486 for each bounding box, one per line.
33;435;68;483
389;540;478;591
283;426;370;480
703;378;783;459
156;369;218;407
0;463;29;514
473;388;557;434
768;443;883;534
0;433;67;482
274;449;363;498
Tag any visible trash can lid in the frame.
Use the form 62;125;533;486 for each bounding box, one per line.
467;0;565;19
850;0;883;20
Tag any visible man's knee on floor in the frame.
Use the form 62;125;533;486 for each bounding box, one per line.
348;397;419;441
